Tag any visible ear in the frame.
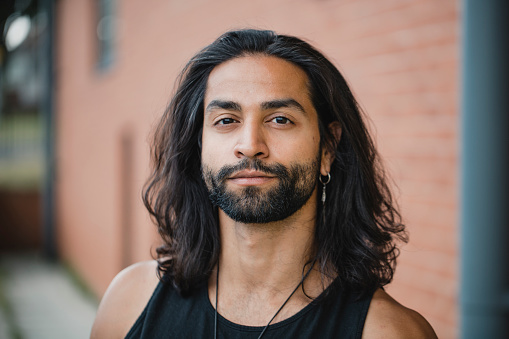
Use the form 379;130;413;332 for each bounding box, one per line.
320;121;342;176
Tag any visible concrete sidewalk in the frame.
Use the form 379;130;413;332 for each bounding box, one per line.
0;254;98;339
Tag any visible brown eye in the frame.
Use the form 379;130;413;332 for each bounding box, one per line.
217;118;236;125
272;116;292;124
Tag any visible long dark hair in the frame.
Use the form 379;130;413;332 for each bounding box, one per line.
143;29;407;295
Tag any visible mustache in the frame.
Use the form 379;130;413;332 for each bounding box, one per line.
215;159;289;182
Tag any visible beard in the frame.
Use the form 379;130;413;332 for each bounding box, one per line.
202;156;320;224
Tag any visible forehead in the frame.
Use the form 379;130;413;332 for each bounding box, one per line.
204;55;311;104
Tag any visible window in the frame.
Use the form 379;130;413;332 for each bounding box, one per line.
96;0;115;70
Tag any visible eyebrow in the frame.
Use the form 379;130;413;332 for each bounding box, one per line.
261;99;306;114
205;98;307;115
205;100;242;113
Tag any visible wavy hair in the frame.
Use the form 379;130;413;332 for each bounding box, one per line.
143;29;407;295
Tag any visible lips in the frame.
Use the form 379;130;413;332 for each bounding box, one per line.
228;170;276;186
229;170;275;179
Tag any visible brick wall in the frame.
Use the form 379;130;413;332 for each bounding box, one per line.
56;0;459;337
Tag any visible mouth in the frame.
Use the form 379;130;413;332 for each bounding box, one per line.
228;170;276;186
230;170;275;179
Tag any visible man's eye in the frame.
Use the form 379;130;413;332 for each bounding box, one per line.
271;116;292;124
217;118;236;125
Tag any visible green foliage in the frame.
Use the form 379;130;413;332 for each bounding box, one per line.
0;266;24;339
0;113;44;191
62;261;99;305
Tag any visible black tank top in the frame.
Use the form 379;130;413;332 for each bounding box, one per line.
125;279;374;338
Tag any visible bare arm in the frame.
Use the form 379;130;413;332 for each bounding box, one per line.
90;261;160;339
362;289;438;339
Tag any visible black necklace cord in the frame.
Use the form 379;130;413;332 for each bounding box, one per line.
256;278;303;339
214;259;317;339
214;263;219;339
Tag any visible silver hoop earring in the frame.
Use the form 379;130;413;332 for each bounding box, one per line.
319;173;331;204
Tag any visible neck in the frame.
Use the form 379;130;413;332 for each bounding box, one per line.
209;190;331;325
218;209;316;290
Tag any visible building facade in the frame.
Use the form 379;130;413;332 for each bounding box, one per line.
56;1;459;337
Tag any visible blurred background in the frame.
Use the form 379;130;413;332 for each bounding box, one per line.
0;0;507;338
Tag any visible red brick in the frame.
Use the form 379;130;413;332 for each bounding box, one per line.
55;0;461;334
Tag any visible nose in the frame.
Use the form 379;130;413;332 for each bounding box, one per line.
233;120;269;159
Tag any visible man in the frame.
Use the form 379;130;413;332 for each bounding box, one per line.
91;29;437;338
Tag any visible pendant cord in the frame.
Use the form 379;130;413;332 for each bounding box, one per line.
214;259;316;339
214;263;219;339
255;278;303;339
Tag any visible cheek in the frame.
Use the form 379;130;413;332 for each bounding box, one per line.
274;131;320;160
201;127;239;164
200;131;215;164
201;135;226;171
200;142;216;189
201;147;216;172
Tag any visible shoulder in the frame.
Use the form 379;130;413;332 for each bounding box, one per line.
90;260;160;339
362;288;438;339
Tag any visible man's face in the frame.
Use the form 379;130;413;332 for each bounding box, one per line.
201;55;325;224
